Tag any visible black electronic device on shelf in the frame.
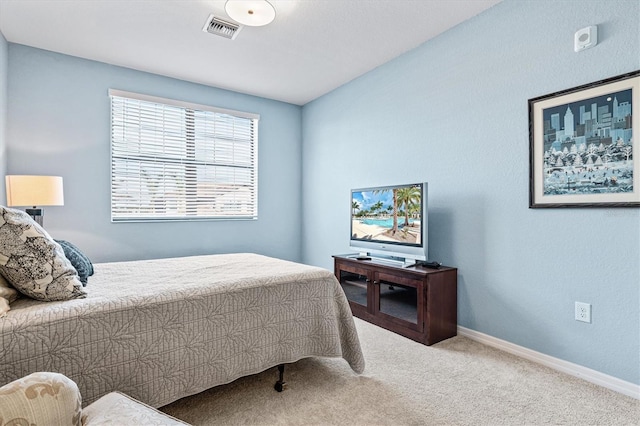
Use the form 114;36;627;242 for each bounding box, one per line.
416;260;442;269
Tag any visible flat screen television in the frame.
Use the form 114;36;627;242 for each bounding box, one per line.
350;182;428;265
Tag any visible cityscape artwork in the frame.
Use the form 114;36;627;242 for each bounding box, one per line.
542;89;632;195
529;71;640;207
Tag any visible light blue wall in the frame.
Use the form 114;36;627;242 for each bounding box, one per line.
7;45;303;263
0;31;7;198
301;0;640;385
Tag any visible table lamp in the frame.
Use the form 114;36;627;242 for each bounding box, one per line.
5;175;64;226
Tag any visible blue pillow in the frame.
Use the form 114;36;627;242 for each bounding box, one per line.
54;240;94;286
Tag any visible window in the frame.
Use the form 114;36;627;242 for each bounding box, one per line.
109;90;259;222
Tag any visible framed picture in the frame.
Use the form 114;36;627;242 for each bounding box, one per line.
529;70;640;208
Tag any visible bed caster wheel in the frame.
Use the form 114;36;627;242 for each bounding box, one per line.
274;364;286;392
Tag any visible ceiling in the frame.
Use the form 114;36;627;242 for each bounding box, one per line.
0;0;502;106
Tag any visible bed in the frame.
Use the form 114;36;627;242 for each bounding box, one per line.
0;253;365;408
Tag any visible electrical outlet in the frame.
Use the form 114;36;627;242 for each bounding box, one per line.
575;302;591;323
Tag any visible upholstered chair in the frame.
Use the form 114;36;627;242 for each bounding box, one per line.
0;372;190;425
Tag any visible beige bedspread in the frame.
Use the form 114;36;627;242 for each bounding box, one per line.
0;253;365;407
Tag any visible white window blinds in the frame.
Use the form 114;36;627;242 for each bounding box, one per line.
109;90;259;222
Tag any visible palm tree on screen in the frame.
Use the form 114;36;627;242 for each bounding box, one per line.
396;186;421;227
372;201;384;217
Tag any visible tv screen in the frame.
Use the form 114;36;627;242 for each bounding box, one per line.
350;182;427;262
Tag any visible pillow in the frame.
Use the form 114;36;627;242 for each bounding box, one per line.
55;240;94;286
0;274;20;317
0;206;86;301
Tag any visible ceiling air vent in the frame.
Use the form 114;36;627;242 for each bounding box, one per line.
203;15;242;40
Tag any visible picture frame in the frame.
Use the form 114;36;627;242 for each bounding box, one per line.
529;70;640;208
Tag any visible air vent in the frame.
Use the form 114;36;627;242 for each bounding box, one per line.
202;14;242;40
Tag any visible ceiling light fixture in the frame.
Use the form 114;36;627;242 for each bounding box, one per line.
224;0;276;27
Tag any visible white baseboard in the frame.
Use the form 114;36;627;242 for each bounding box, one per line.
457;326;640;400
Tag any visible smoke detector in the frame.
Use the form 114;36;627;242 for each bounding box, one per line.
202;14;243;40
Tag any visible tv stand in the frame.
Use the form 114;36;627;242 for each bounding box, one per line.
333;254;457;345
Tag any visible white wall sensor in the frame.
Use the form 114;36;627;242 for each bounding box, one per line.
574;26;598;52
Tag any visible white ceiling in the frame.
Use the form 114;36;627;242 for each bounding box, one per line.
0;0;502;105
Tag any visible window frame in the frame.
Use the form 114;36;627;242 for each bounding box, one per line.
109;89;259;223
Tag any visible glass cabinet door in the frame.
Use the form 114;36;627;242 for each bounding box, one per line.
375;272;423;331
337;269;369;309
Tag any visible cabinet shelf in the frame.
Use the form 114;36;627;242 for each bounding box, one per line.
333;255;457;345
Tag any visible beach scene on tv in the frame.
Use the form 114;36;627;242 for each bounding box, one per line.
351;185;422;245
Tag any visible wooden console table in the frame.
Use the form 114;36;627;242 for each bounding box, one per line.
333;255;457;345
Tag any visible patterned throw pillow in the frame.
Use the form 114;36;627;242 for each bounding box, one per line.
55;240;94;286
0;206;86;301
0;274;20;317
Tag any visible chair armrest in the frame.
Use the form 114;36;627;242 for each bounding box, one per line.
0;372;82;426
83;392;190;425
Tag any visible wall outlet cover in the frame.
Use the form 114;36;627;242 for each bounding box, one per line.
575;301;592;323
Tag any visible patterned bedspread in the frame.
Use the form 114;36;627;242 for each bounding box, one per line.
0;253;365;407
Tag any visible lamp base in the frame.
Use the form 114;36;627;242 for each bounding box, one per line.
25;208;44;226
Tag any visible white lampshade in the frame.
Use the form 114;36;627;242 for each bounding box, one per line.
5;175;64;207
225;0;276;27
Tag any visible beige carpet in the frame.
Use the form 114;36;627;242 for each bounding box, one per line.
161;318;639;425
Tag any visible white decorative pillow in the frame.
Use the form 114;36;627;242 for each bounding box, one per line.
0;274;20;317
0;206;86;301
